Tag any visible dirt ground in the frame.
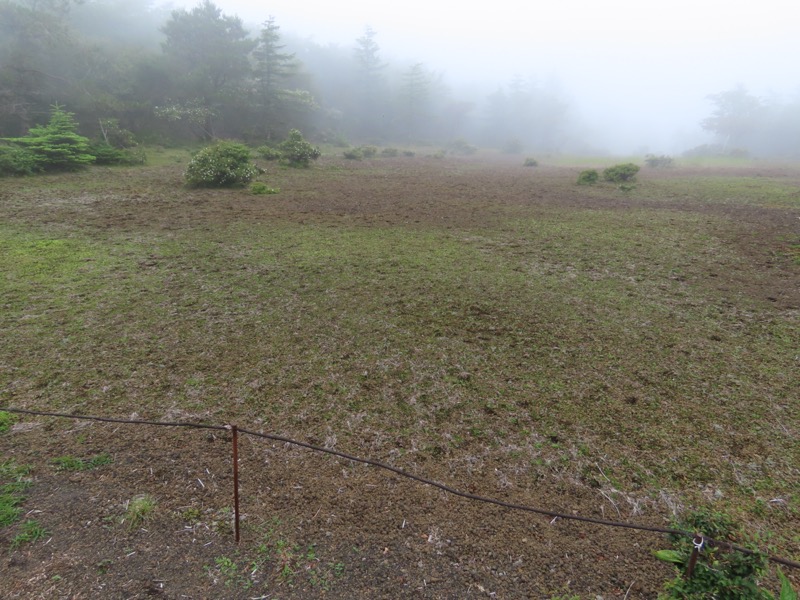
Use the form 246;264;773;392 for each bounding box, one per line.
1;156;798;598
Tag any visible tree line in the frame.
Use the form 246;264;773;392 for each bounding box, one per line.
0;0;573;151
1;0;798;157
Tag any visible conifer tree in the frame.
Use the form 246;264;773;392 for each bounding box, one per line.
6;105;95;171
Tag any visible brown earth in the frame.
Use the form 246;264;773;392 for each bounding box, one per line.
1;155;798;599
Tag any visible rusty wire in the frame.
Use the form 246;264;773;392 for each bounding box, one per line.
1;406;798;570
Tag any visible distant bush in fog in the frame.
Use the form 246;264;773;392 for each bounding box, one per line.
603;163;640;183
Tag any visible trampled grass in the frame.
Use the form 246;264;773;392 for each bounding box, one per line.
0;157;797;559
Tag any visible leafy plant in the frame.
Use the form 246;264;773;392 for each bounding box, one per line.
185;141;261;187
278;129;321;167
654;508;792;599
603;162;640;183
576;169;599;185
360;145;378;158
3;105;95;172
380;147;399;157
523;157;539;167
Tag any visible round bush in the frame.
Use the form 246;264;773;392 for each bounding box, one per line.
278;129;321;168
603;163;640;183
576;169;599;185
185;141;261;187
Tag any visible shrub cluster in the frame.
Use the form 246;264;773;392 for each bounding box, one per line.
523;157;538;167
602;163;640;182
184;141;261;187
0;145;39;176
644;154;674;168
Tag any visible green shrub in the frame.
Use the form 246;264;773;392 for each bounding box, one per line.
380;147;399;157
89;142;146;166
343;147;363;160
0;145;38;176
645;154;674;168
576;169;599;185
603;162;640;182
360;145;378;158
3;105;95;172
402;150;415;157
256;145;283;161
278;129;321;168
655;509;784;599
523;157;538;167
184;141;261;187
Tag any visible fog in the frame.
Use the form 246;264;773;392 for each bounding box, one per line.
3;0;798;156
180;0;799;154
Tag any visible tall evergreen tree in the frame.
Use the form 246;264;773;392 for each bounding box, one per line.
160;0;255;139
252;16;315;138
352;26;388;139
398;63;431;140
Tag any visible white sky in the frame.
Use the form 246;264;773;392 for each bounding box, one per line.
171;0;800;152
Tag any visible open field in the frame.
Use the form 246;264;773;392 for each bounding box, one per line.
1;152;798;598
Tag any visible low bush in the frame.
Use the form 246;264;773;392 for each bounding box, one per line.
523;157;538;167
343;148;363;160
644;154;674;168
576;169;599;185
184;141;261;187
603;163;640;182
89;143;146;166
278;129;321;168
360;145;378;158
256;145;283;161
380;147;399;157
0;145;38;176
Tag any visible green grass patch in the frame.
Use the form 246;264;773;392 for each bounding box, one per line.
51;453;113;472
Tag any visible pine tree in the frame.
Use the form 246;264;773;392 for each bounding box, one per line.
6;105;95;171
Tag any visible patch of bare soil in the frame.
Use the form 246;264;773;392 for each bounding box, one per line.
2;157;798;598
2;421;672;599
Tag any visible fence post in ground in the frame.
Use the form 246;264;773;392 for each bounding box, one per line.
685;535;704;579
230;424;241;543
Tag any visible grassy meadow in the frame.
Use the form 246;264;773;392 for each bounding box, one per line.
1;151;798;591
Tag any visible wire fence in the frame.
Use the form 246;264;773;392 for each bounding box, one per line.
1;405;798;574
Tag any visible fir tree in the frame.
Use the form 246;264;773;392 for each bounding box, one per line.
6;105;95;171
